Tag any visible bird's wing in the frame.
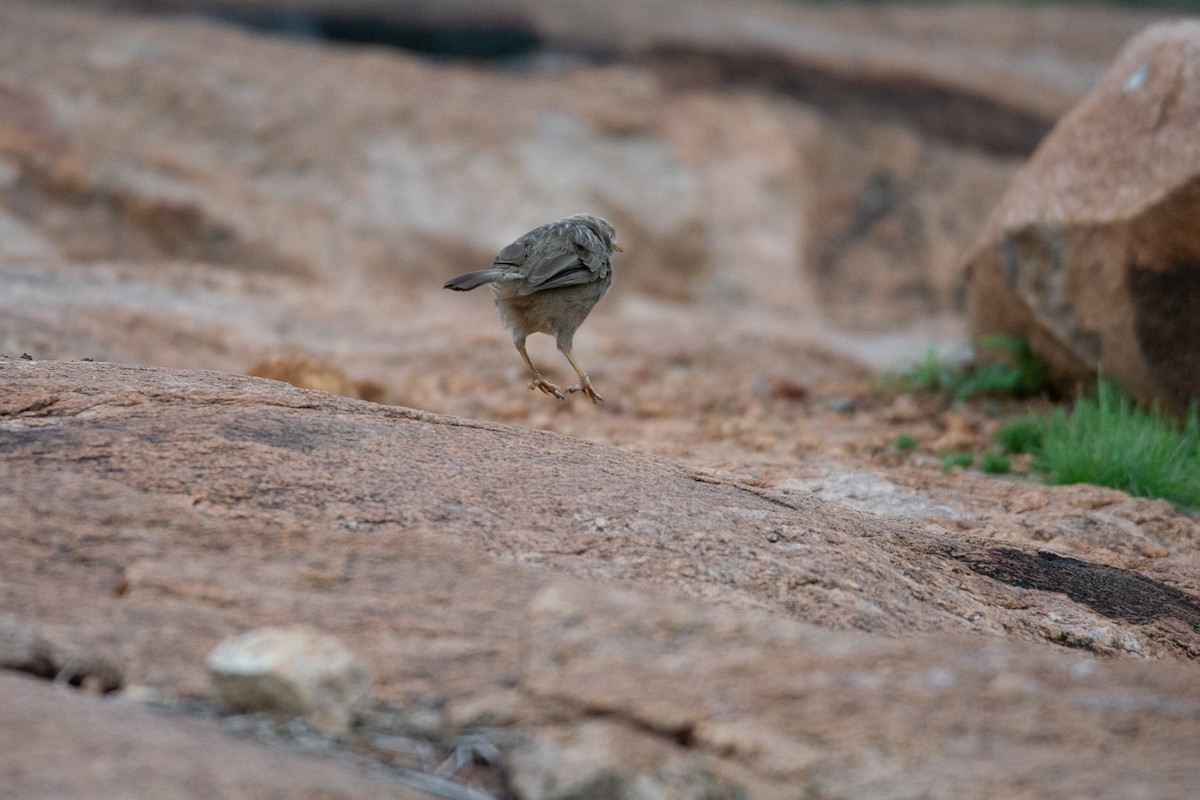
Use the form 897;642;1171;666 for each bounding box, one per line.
492;238;530;269
515;221;611;296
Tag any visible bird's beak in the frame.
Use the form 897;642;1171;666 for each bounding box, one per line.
613;242;623;252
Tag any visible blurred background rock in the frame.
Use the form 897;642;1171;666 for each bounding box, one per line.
0;1;1169;387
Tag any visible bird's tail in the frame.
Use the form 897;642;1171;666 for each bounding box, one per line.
443;269;504;291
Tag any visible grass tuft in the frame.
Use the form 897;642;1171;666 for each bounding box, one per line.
956;334;1049;400
995;414;1044;454
882;335;1048;401
979;451;1012;474
939;451;974;472
1032;380;1200;508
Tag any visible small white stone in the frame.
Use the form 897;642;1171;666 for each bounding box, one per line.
205;625;371;733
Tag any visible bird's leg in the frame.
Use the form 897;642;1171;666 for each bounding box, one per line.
562;348;603;404
515;340;564;400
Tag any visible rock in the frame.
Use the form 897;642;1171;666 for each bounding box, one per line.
516;580;1200;800
247;355;388;403
206;626;371;733
3;358;1200;797
62;0;1157;150
966;21;1200;410
0;672;425;799
0;620;124;693
509;719;749;800
1;0;1151;354
3;357;1199;671
782;470;959;520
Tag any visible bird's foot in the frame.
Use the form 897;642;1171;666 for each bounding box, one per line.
567;377;603;404
529;375;565;400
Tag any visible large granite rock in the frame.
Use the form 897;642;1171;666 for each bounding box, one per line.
3;358;1200;797
966;21;1200;410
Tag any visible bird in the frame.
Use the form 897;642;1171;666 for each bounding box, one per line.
443;213;620;403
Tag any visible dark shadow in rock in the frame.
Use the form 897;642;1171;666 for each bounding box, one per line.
1127;259;1200;411
211;7;544;64
958;547;1200;635
642;44;1051;155
0;643;124;694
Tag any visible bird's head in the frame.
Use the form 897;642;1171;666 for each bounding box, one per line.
569;213;622;252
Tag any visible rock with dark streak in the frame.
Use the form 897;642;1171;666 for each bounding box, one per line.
2;358;1200;798
967;21;1200;410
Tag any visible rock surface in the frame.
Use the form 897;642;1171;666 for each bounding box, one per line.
0;672;430;800
967;20;1200;409
3;358;1200;797
514;581;1200;800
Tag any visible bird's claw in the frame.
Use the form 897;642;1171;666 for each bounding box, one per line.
529;376;565;400
567;378;603;404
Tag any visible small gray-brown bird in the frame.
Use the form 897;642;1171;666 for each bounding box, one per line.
443;213;620;403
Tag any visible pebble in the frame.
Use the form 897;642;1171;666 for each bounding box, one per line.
205;625;371;733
